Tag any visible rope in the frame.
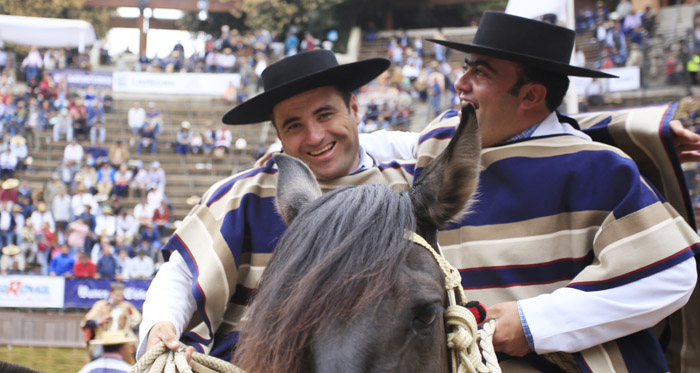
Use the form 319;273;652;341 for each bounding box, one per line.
408;231;502;373
129;342;246;373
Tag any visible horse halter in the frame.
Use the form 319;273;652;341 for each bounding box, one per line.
406;231;501;373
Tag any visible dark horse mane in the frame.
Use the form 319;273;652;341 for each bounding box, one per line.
234;183;417;372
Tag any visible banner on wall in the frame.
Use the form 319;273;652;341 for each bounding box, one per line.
63;278;150;309
112;71;241;96
52;69;113;90
0;275;65;308
573;66;641;96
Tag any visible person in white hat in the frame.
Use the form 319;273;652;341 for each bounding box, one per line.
175;120;192;155
0;244;24;275
78;330;137;373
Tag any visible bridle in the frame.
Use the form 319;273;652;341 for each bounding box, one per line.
407;231;501;373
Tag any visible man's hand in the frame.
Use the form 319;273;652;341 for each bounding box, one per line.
147;321;194;366
670;119;700;163
486;301;531;357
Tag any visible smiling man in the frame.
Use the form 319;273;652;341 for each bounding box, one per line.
138;50;419;361
416;11;700;372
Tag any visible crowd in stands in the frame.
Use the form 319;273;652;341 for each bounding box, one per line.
0;56;177;281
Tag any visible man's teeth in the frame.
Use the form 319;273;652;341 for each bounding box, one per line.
309;143;334;156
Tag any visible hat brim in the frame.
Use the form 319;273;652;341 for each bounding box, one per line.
427;39;617;79
222;58;390;125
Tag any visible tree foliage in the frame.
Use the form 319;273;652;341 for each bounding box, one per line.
0;0;111;37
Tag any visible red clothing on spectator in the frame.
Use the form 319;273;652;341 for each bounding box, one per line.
153;205;170;226
73;260;97;278
0;188;17;203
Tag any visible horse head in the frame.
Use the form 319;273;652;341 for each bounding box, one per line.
235;105;481;372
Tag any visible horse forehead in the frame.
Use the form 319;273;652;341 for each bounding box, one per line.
400;244;445;293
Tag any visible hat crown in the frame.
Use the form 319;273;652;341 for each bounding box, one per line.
261;50;339;92
473;11;574;66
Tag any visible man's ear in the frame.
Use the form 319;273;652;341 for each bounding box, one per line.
519;83;547;110
349;95;360;125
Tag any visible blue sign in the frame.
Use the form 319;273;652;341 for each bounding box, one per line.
63;278;150;309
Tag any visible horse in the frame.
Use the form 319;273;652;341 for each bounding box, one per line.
233;104;483;372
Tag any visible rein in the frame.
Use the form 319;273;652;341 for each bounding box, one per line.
407;231;501;373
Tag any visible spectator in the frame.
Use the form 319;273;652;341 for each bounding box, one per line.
85;140;109;166
123;249;154;279
0;244;25;275
133;199;153;228
50;186;72;226
68;217;91;254
53;107;73;142
0;177;18;203
35;221;53;274
641;6;656;36
284;30;299;56
217;48;235;73
116;211;139;245
688;53;700;86
127;102;146;146
626;43;643;67
19;219;37;265
71;185;98;218
585;77;607;108
152;201;170;236
113;163;132;198
130;161;148;198
146;186;163;213
20;46;42;83
0;147;17;179
75;163;98;194
175;121;192;155
78;330;137;373
30;201;55;232
64;138;84;165
136;121;157;154
213;124;232;157
9;134;27;165
108;141;130;166
137;222;161;252
667;51;681;85
73;250;97;278
95;241;119;279
49;244;74;277
0;200;16;248
145;102;162;135
96;161;115;198
87;100;106;144
69;97;88;141
146;161;165;191
94;206;117;241
80;282;141;361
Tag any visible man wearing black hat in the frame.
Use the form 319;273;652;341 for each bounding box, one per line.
416;11;698;372
138;50;418;361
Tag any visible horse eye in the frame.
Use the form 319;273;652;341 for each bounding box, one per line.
413;304;442;327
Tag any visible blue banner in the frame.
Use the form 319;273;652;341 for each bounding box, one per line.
63;278;150;309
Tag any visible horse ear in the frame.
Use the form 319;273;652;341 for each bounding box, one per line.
273;153;322;225
410;104;481;231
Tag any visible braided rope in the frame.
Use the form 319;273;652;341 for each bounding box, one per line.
129;342;246;373
409;232;501;373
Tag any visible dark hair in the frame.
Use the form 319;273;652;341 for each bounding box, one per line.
103;343;122;353
269;86;353;126
508;63;570;112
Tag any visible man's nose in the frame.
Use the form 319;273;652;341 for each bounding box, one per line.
455;71;472;93
305;121;325;145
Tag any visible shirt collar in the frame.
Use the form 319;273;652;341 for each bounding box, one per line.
501;111;591;144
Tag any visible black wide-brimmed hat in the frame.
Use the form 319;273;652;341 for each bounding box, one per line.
427;11;617;79
222;50;390;125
